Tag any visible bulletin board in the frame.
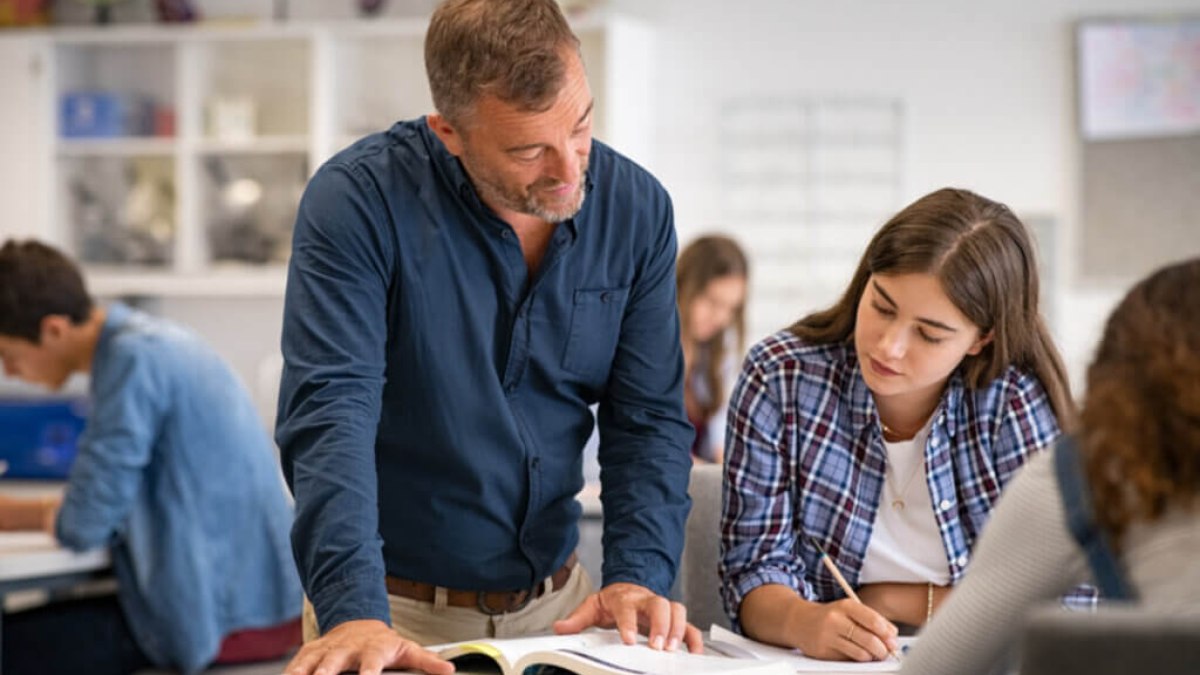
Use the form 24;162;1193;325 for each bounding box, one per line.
1076;17;1200;282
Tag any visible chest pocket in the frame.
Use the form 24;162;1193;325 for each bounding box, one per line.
562;287;630;378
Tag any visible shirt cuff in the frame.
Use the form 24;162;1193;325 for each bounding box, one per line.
725;567;811;630
603;551;674;598
310;572;392;635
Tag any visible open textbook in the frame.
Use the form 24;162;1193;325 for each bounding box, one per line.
708;624;915;673
431;630;792;674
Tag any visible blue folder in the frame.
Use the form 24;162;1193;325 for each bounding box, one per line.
0;398;89;480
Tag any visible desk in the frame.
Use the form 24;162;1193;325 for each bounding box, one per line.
0;482;112;595
0;532;110;594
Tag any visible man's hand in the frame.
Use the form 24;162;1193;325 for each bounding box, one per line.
283;619;455;675
552;582;704;654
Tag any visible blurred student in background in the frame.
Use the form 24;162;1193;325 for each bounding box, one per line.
721;188;1077;662
0;240;302;675
677;235;749;465
902;257;1200;675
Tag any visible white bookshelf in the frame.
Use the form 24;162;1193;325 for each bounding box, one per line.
1;13;654;297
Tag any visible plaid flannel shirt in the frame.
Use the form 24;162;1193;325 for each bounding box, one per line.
720;331;1067;625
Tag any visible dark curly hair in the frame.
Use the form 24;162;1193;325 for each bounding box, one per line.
1081;257;1200;550
0;239;93;343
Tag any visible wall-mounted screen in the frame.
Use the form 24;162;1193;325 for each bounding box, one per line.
1078;18;1200;140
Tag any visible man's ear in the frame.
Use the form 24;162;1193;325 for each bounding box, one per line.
39;315;73;346
966;330;994;356
426;113;465;157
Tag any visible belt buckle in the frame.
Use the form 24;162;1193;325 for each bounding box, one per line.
476;586;536;616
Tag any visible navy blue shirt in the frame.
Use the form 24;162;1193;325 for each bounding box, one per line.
276;118;694;632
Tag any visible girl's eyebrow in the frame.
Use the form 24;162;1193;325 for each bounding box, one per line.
872;280;959;333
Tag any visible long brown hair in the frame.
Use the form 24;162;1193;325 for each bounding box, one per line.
789;187;1075;426
677;235;749;421
1081;258;1200;550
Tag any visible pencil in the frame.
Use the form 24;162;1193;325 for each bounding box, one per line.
807;535;903;663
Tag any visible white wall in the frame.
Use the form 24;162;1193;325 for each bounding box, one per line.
161;0;1199;402
13;0;1197;409
605;0;1200;394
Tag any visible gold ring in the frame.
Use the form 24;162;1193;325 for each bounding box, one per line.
845;624;857;642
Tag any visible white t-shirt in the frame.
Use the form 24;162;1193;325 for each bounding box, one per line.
859;417;951;585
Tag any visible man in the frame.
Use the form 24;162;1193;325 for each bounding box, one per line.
0;240;302;675
275;0;698;673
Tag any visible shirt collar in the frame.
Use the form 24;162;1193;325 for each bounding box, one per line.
95;302;132;357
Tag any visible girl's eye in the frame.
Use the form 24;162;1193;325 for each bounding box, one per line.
872;302;895;317
918;329;945;345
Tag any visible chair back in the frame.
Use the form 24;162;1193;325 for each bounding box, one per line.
1019;605;1200;675
678;462;730;630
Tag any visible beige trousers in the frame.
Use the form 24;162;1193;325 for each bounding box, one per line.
302;562;595;645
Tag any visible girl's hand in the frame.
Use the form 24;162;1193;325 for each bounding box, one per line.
788;597;899;662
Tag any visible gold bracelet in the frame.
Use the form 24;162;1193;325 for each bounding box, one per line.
926;582;934;623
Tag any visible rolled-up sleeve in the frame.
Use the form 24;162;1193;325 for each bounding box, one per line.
594;194;694;597
57;347;162;551
720;352;811;627
275;163;395;632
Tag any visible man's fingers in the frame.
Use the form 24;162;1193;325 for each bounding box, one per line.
643;594;672;650
311;648;355;675
398;645;457;675
358;649;388;675
284;642;327;675
553;595;600;635
612;600;641;644
682;621;704;654
664;602;688;651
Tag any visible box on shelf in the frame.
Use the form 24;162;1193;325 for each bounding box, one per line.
0;0;50;27
60;91;156;138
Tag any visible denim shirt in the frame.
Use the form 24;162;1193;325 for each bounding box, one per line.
276;119;695;633
721;332;1063;625
56;304;301;674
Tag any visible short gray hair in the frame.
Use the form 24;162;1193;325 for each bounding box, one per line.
425;0;581;125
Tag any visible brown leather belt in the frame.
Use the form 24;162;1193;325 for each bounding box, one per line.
385;553;577;616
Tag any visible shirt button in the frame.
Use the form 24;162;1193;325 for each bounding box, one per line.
939;499;952;512
501;230;511;239
956;554;969;567
600;291;611;302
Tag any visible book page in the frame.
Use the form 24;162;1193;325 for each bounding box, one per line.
435;630;792;675
709;624;912;672
435;631;628;672
523;642;793;675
